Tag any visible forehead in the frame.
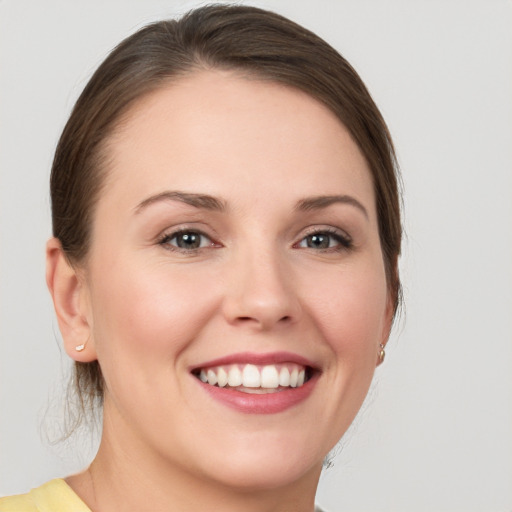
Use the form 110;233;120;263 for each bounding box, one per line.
101;70;375;215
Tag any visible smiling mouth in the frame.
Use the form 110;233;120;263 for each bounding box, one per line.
192;363;312;394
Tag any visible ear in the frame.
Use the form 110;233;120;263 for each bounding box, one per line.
46;238;97;362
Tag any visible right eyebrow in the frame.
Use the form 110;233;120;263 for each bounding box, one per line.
133;191;226;214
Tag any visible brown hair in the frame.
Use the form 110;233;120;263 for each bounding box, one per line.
51;4;402;418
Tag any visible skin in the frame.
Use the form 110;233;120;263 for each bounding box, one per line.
47;70;393;512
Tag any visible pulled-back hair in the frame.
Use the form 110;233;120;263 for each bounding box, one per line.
50;4;402;421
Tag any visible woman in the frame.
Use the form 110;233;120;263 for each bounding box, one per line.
0;4;401;511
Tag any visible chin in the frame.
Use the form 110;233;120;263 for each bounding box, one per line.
205;455;321;492
191;430;326;492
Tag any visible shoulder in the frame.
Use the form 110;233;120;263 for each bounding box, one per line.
0;492;36;512
0;479;91;512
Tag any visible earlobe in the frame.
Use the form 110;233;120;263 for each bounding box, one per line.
46;238;97;363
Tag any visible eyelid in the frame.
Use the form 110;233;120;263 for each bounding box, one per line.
156;221;219;241
300;225;352;241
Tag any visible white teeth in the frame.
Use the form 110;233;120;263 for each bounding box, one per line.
261;365;279;388
290;368;298;388
242;364;261;388
198;363;310;389
207;369;217;386
279;367;290;386
217;367;228;387
227;365;243;387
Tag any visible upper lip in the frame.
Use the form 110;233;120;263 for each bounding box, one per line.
189;351;319;372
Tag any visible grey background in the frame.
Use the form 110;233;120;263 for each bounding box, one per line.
1;1;511;510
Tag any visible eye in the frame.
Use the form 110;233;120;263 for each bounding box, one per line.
296;229;352;251
159;230;216;251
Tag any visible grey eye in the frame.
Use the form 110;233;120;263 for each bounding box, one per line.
161;231;213;251
305;234;331;248
298;231;350;250
173;232;203;249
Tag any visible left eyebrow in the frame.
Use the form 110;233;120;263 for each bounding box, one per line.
295;195;369;219
134;191;226;214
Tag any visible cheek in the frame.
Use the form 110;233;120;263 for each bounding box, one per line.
304;262;388;361
88;260;219;365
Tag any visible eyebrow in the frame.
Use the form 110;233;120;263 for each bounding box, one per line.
134;191;367;218
295;195;369;219
134;191;226;213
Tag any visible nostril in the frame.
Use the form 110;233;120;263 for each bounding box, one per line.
236;315;292;324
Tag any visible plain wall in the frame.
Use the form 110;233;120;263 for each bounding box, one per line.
1;1;511;510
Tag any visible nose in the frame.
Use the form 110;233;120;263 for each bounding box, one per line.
221;247;302;331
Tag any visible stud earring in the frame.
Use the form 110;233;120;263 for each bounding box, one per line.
378;343;386;364
75;342;87;352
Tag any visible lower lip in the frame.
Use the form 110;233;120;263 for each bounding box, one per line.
195;374;318;414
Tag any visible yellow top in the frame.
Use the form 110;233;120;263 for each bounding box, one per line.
0;479;91;512
1;479;328;511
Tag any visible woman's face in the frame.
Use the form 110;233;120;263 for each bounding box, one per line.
80;70;392;490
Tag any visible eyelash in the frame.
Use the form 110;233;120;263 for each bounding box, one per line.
157;227;352;254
